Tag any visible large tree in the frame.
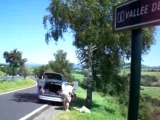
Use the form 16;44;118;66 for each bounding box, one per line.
43;0;155;108
3;49;27;78
48;50;74;82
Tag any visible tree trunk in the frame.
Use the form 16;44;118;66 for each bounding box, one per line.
85;70;93;108
85;44;93;109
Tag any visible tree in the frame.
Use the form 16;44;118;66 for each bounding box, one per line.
43;0;155;108
48;50;74;82
33;65;50;79
19;66;28;79
3;49;27;79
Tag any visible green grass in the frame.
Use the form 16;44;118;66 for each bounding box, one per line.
141;86;160;99
0;71;6;76
140;72;160;99
56;87;127;120
141;72;160;80
72;72;85;84
0;79;36;93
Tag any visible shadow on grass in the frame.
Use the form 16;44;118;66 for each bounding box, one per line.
71;96;116;115
104;107;115;114
72;96;100;109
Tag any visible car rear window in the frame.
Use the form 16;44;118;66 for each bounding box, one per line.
44;73;62;80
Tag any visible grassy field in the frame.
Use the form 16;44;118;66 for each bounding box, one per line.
0;79;36;93
141;86;160;99
72;72;85;85
140;72;160;99
0;71;6;76
141;72;160;79
57;87;127;120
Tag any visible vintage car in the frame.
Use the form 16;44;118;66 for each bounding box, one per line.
37;72;67;102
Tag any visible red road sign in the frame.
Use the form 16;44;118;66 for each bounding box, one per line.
114;0;160;31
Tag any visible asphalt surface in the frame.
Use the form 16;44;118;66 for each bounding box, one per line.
31;105;63;120
0;86;45;120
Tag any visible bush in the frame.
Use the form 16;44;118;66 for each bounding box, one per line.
138;95;160;120
141;75;158;86
139;96;154;120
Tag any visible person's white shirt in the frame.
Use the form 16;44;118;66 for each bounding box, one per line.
62;84;73;96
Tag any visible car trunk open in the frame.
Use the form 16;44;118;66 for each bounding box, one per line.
42;82;62;96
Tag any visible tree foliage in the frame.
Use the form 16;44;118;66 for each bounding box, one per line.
43;0;155;107
3;49;27;78
33;50;73;82
33;65;50;79
49;50;74;82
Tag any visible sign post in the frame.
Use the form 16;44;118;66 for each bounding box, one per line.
113;0;160;120
128;29;142;120
128;1;142;120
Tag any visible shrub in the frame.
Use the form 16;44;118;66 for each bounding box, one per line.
141;75;158;86
139;96;154;120
139;95;160;120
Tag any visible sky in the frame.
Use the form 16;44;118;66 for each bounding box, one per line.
0;0;78;65
0;0;159;66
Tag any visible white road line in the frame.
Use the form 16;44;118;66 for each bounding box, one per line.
0;84;37;96
18;104;48;120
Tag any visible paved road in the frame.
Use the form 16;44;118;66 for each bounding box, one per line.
0;86;45;120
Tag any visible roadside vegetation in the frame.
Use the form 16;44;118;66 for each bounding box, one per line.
56;72;127;120
57;87;127;120
122;65;160;119
72;72;85;85
0;79;35;93
0;71;6;76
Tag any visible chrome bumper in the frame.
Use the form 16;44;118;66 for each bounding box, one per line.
38;95;63;102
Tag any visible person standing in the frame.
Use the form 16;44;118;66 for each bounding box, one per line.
61;83;74;111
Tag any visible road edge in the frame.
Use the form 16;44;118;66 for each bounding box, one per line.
18;104;49;120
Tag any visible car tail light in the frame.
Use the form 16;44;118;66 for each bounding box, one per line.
40;88;45;94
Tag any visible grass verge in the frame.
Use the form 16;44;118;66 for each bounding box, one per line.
72;72;85;85
141;86;160;99
56;87;127;120
0;78;36;93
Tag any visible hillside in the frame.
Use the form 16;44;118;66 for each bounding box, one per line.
123;63;160;70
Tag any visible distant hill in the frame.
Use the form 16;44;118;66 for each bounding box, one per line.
0;63;8;67
123;63;160;69
26;63;45;68
0;63;43;68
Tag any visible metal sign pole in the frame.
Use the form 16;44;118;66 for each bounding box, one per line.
128;29;142;120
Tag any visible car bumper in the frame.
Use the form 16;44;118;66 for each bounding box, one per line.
39;95;63;102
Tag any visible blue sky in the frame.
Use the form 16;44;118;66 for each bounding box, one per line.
0;0;78;64
0;0;159;66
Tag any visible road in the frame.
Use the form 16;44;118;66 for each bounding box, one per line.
0;86;45;120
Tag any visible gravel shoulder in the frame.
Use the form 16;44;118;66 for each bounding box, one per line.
31;104;64;120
